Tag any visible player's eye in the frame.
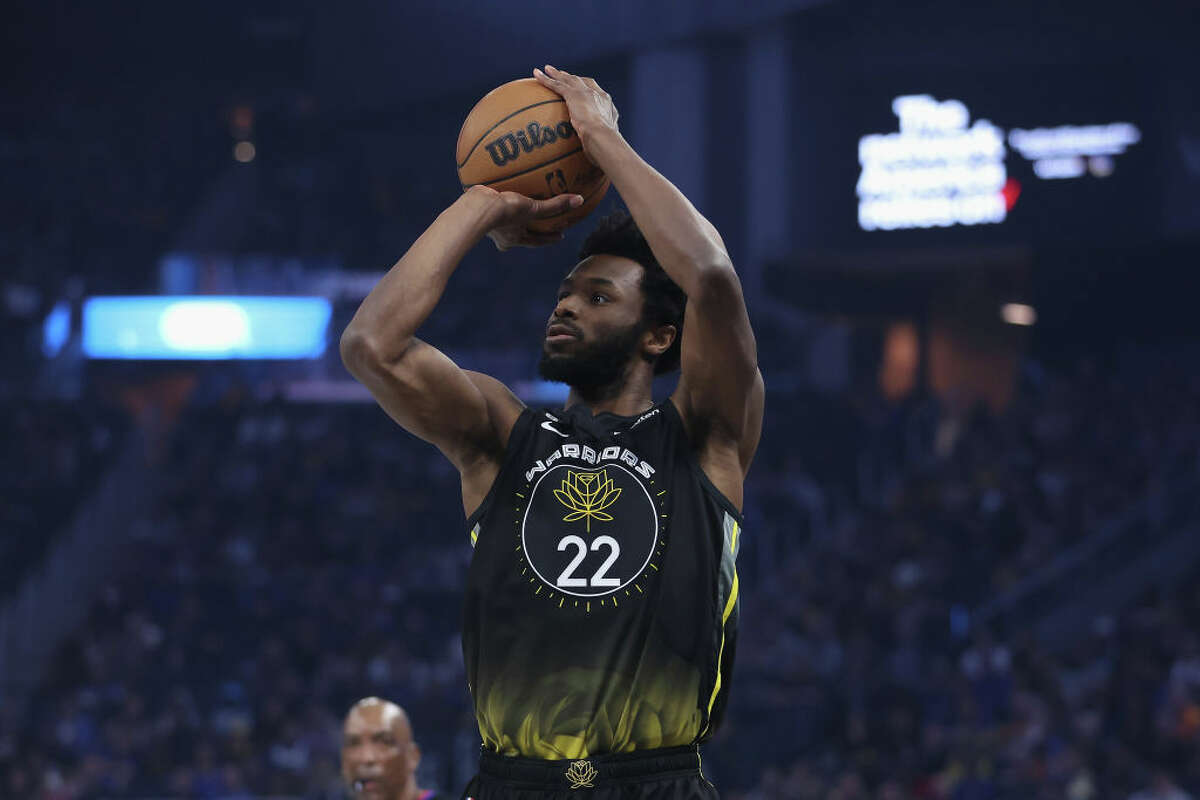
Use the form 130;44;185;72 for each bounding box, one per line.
557;290;570;301
591;293;608;304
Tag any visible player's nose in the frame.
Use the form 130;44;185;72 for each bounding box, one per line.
552;295;580;319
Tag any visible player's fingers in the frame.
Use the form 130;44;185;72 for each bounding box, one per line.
533;67;559;87
532;194;584;218
534;67;582;101
544;65;584;88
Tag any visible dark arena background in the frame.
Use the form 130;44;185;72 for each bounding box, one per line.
3;0;1200;797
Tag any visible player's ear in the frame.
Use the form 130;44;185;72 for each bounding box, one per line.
409;741;421;769
642;324;676;359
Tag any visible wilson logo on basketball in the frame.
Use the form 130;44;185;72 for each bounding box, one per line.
485;121;576;167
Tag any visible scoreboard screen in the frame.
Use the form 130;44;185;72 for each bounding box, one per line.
856;94;1141;233
792;63;1164;248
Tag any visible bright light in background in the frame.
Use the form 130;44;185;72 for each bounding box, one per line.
234;141;256;163
860;100;1143;229
1009;123;1140;180
158;300;251;352
1033;157;1086;179
1001;303;1037;326
83;296;331;359
42;301;71;357
1008;123;1140;159
858;95;1008;231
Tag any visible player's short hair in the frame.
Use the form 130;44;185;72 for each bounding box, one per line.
578;210;686;374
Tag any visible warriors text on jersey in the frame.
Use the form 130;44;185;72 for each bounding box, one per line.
462;400;743;759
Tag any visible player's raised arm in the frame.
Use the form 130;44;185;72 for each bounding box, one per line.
533;66;764;481
340;186;583;508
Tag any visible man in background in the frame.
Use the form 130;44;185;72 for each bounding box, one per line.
341;697;442;800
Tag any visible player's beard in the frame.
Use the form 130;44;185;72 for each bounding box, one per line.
538;323;643;396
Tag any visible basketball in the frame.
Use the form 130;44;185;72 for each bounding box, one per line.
457;78;610;233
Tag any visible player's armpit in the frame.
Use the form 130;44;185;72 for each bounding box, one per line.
340;333;523;472
672;263;763;462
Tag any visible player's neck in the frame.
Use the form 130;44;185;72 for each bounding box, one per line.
564;377;654;418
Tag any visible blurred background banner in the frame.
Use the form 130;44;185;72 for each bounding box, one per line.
2;0;1199;797
81;297;331;360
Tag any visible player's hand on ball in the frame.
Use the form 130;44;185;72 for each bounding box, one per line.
533;65;619;162
470;186;583;252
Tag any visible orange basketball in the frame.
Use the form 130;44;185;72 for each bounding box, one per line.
457;78;610;233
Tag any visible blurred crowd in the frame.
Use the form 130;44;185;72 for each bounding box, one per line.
6;400;473;799
1;344;1197;799
0;400;127;596
718;348;1200;799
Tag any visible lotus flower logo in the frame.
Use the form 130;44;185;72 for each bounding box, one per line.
565;759;598;789
553;469;621;532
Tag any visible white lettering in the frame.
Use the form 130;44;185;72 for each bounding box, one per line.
524;460;547;482
524;448;658;485
1009;123;1140;161
857;95;1008;231
893;94;968;133
630;408;660;429
1033;157;1086;179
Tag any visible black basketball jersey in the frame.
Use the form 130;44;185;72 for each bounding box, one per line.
462;399;743;759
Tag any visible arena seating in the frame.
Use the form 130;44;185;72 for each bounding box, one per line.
4;345;1197;798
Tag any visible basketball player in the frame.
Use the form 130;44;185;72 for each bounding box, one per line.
341;697;442;800
341;65;763;798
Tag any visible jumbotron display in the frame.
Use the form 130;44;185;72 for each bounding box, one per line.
856;93;1141;231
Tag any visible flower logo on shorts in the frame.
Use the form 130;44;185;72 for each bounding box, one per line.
565;759;598;789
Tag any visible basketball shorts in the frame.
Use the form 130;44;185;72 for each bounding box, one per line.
463;745;719;800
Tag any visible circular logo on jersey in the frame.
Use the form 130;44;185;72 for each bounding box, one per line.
522;464;658;598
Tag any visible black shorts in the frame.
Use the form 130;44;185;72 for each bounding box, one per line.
465;745;719;800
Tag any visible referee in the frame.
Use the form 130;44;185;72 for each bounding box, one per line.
342;65;763;799
341;697;442;800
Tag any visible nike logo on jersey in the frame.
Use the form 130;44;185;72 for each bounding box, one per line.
541;419;570;438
